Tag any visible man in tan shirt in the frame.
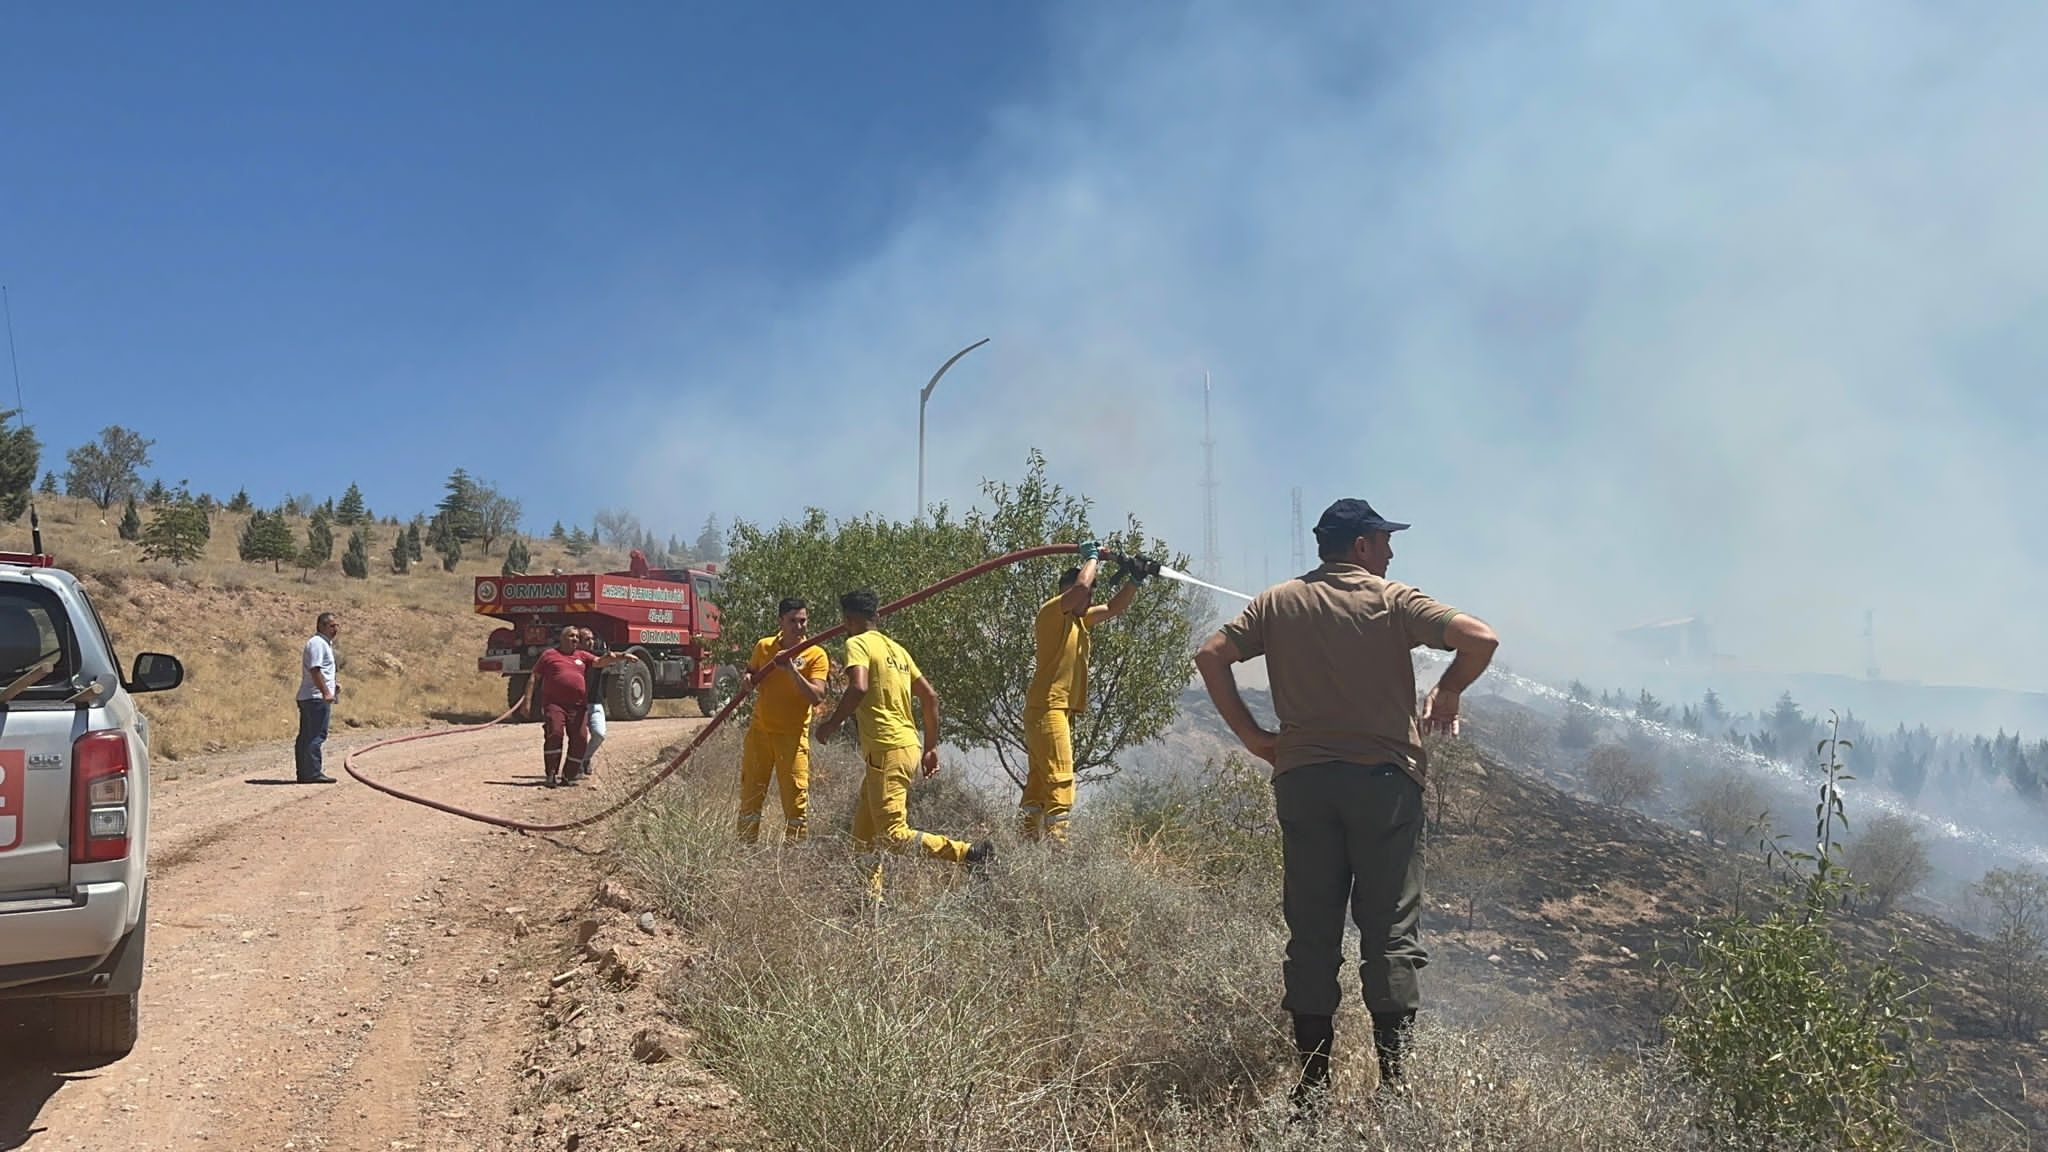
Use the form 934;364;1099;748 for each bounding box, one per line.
1194;498;1498;1108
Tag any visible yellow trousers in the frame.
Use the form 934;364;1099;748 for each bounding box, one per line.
1020;707;1077;843
737;723;811;842
852;744;971;893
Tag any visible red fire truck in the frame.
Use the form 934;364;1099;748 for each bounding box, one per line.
474;565;737;721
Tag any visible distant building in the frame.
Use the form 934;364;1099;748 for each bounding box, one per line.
1616;615;1717;666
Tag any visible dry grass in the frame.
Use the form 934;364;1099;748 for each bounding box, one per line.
17;494;666;762
618;732;1716;1151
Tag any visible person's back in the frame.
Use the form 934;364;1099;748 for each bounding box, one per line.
1225;563;1459;782
845;628;921;758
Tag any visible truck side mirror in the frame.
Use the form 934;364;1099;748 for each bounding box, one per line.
128;652;184;694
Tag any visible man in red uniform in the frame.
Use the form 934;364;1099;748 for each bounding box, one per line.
519;627;634;787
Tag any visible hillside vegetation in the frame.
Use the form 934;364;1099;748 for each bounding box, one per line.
19;494;686;764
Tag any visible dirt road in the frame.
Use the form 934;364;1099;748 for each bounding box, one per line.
0;716;704;1152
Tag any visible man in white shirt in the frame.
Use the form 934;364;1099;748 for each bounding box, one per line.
296;612;340;783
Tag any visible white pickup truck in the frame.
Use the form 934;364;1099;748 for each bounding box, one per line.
0;551;181;1058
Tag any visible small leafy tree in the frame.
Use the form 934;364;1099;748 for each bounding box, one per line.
117;496;143;542
1583;743;1658;808
1662;713;1924;1150
300;509;334;579
140;501;209;565
1422;732;1494;836
226;487;253;513
1845;813;1931;917
64;425;154;509
719;451;1198;785
0;410;40;521
335;482;367;526
1974;867;2048;1039
476;486;520;555
1681;767;1763;847
342;527;371;578
502;536;531;576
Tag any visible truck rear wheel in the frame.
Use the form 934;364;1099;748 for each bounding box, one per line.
506;674;533;723
50;992;138;1060
605;655;654;721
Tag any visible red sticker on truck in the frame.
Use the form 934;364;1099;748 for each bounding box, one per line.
0;748;22;852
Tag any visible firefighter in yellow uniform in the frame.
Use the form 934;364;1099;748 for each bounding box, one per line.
816;588;993;894
736;596;830;842
1020;540;1145;842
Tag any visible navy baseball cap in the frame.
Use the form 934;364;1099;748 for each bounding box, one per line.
1312;499;1410;544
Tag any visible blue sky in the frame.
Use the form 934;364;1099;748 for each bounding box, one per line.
1;2;1050;522
5;2;2047;692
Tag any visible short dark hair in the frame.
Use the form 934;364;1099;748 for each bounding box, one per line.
316;611;337;629
1058;567;1083;590
1316;533;1364;563
838;589;880;618
776;596;808;618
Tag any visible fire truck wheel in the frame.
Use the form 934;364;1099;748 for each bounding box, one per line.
605;654;655;721
506;674;535;723
694;666;742;718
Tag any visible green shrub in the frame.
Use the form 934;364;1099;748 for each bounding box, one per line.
1660;715;1925;1150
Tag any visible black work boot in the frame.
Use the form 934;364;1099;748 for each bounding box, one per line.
964;839;997;876
1289;1013;1335;1117
1371;1009;1417;1090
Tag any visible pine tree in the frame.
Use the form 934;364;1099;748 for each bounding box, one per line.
335;482;367;526
549;520;566;542
437;468;482;542
239;508;299;572
140;503;208;565
405;520;424;562
502;536;531;576
300;510;334;579
694;514;725;562
439;535;462;572
117;496;143;542
38;470;58;496
145;478;169;505
342;527;371;578
390;533;413;574
226;487;252;514
565;526;592;558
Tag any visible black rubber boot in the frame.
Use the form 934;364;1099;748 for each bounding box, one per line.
1289;1013;1334;1116
1371;1009;1417;1089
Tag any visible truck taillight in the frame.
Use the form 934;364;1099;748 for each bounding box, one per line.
71;731;130;863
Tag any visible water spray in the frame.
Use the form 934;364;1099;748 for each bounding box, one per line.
1153;563;1253;602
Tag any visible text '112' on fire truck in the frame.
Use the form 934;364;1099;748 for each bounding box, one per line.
474;560;739;721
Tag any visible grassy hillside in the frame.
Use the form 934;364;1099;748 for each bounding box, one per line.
597;693;2045;1150
17;494;690;764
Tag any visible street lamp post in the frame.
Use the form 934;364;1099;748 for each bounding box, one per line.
917;337;990;518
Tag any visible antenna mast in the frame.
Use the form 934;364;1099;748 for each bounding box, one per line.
1201;372;1220;582
1290;486;1305;573
2;286;42;557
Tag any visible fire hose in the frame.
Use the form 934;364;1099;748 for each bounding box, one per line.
343;542;1149;834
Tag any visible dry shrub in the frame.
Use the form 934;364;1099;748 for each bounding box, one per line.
1583;742;1660;809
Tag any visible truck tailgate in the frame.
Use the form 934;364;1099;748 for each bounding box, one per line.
0;709;74;895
